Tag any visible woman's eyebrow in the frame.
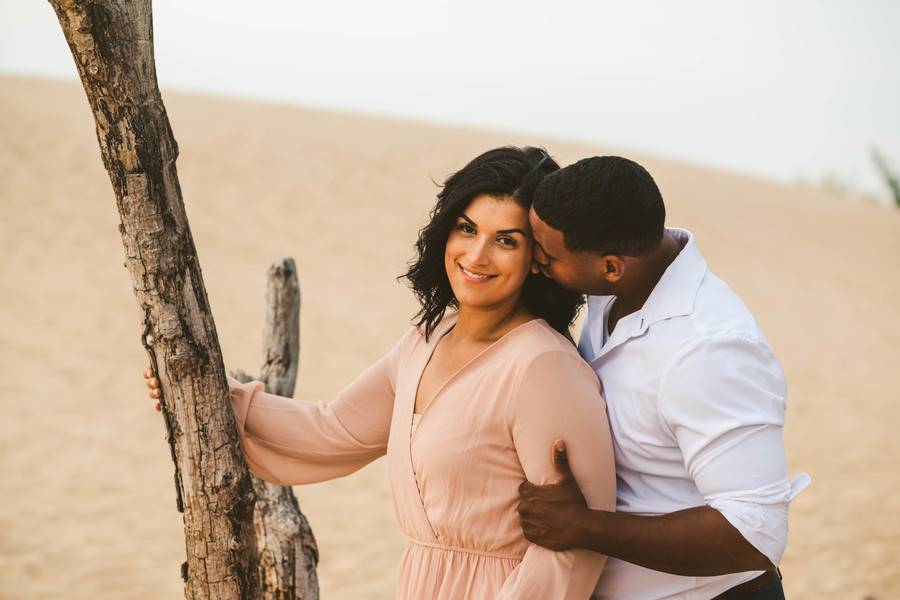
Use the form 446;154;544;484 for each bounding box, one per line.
497;227;527;236
460;214;527;237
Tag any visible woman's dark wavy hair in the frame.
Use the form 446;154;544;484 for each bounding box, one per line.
401;146;584;340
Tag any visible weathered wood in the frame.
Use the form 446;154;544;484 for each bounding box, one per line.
232;259;319;599
48;1;259;597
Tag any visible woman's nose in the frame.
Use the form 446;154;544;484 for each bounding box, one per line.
466;238;491;265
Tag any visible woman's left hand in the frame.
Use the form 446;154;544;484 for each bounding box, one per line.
144;366;162;412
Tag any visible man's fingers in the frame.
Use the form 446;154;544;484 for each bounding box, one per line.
521;525;538;543
552;439;574;480
519;480;536;496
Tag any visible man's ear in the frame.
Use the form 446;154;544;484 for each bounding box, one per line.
599;255;626;282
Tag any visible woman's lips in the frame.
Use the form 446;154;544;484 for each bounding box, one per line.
458;263;496;283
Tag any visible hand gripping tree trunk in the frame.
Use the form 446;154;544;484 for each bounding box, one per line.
49;2;318;597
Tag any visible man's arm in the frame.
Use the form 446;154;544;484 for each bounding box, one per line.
517;441;774;576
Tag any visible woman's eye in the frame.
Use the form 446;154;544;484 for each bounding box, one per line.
497;236;517;248
457;223;475;234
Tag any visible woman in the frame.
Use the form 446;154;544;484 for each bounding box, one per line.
144;146;616;599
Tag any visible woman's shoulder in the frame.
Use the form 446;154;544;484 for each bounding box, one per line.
505;321;603;404
494;318;594;380
400;313;588;371
402;311;457;346
510;318;583;360
392;312;457;356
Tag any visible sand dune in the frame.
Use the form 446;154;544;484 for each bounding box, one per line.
1;75;898;599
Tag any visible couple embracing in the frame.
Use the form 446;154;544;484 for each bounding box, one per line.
145;146;808;599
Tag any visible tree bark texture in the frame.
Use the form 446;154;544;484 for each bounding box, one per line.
232;259;320;600
48;1;260;597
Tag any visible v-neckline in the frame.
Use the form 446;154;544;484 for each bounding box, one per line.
402;314;542;544
410;313;542;436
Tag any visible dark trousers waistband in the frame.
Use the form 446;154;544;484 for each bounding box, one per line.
712;570;784;600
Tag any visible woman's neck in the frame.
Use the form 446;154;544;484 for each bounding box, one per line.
451;299;533;344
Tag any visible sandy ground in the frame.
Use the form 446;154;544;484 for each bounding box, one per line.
0;76;898;599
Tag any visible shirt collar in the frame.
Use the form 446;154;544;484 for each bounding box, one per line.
636;228;707;328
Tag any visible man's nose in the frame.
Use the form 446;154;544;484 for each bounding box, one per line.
531;250;549;271
531;258;551;278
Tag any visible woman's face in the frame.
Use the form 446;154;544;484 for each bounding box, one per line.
444;194;533;311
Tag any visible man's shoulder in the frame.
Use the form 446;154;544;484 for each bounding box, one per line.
687;269;767;342
508;318;585;363
658;270;785;391
640;269;773;371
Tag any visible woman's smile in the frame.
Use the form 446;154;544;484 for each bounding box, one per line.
457;262;496;283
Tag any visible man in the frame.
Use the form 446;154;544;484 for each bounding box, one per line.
518;156;809;599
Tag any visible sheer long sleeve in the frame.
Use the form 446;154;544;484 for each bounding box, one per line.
228;329;412;486
498;350;617;599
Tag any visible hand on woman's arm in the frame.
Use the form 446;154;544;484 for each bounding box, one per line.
517;336;804;576
498;350;616;599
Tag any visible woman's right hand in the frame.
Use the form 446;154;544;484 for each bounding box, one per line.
143;366;162;412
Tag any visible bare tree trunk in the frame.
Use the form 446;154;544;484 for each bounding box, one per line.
46;2;318;597
232;259;319;599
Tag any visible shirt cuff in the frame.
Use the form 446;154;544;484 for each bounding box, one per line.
708;473;811;566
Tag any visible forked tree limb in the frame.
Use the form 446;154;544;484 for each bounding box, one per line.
232;259;319;599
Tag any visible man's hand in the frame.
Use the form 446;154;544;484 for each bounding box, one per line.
517;441;779;576
517;439;590;551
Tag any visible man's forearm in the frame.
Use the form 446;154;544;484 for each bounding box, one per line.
577;505;774;576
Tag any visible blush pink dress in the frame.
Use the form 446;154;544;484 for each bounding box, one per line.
228;314;616;599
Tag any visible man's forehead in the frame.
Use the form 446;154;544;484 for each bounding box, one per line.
528;208;549;230
529;211;563;242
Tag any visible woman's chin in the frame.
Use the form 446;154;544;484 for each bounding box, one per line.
453;291;515;312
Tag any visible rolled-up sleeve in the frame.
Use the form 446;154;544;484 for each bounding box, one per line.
659;335;810;566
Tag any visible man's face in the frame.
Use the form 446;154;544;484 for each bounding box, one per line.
528;208;615;296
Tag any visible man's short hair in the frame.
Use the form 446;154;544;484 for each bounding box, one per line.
532;156;665;256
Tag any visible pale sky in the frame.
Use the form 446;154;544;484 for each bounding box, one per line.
3;0;899;201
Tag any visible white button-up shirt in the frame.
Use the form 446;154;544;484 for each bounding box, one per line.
583;228;809;600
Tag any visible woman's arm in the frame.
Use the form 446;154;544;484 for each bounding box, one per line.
228;328;417;485
147;328;414;487
497;350;616;599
